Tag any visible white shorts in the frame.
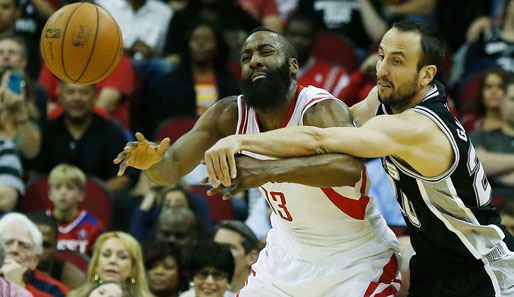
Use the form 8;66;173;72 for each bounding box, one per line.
237;229;401;297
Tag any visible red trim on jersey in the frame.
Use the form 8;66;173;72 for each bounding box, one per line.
363;254;400;297
321;187;369;220
301;96;334;114
321;166;370;220
238;96;247;135
280;85;305;128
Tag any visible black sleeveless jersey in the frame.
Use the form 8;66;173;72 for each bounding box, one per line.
377;81;514;275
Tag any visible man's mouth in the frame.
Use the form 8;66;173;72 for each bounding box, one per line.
252;72;267;82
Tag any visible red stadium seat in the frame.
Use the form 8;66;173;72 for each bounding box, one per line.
153;116;198;143
189;185;234;223
228;60;242;81
312;32;356;71
20;177;112;230
55;250;90;273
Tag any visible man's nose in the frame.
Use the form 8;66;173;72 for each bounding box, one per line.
249;54;263;68
376;59;388;78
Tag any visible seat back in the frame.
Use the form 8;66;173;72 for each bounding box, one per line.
312;32;356;71
459;74;484;114
20;177;112;230
153;116;198;143
189;186;234;223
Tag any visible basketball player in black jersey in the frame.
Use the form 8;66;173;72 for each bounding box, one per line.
204;22;514;297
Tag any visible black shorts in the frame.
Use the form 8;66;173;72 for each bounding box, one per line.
407;255;496;297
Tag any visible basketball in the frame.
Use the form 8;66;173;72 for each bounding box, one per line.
40;3;123;85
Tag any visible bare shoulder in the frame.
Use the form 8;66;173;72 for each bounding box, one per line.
303;99;354;128
196;96;239;137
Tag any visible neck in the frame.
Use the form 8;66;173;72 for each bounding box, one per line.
64;114;93;140
192;62;215;78
130;1;145;12
230;272;248;292
483;108;503;130
53;207;80;222
502;122;514;136
255;80;298;131
391;84;433;114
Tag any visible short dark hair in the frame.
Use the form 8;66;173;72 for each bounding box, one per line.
215;220;258;254
189;239;235;282
27;211;58;242
392;21;445;72
285;11;322;36
143;240;189;291
248;27;298;59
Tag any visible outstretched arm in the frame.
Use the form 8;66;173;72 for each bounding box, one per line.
205;99;364;188
205;109;454;183
114;97;238;186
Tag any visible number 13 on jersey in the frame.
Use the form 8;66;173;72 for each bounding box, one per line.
261;187;293;222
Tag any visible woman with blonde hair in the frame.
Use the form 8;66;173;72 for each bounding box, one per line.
69;232;154;297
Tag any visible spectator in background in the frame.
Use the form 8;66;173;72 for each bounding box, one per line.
461;67;508;132
179;240;234;297
95;0;172;60
69;232;153;297
45;164;103;255
296;0;387;58
284;12;349;100
164;0;260;63
213;220;258;293
0;36;44;163
155;207;200;257
129;183;212;242
238;0;282;33
0;241;33;297
28;82;134;193
39;54;140;132
148;20;239;134
143;240;189;297
471;77;514;198
27;211;87;290
0;212;69;297
0;65;28;213
453;0;514;82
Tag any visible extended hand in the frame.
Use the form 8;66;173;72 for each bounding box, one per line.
204;135;243;187
113;132;170;176
202;155;269;199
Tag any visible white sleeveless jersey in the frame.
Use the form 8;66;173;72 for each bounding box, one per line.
236;85;397;262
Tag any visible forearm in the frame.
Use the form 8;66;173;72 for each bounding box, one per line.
0;187;18;211
358;0;388;43
475;149;514;176
105;176;131;192
268;154;363;187
31;0;55;19
144;148;183;186
393;0;435;16
15;121;41;159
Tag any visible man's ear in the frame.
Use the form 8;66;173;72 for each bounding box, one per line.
245;249;259;267
289;58;299;76
420;65;437;87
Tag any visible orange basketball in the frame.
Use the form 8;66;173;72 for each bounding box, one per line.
40;3;123;85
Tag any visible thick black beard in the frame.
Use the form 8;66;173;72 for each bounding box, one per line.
378;72;420;110
240;62;291;109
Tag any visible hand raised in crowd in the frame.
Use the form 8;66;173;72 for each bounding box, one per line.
113;132;170;176
204;135;243;188
202;155;270;200
0;258;27;286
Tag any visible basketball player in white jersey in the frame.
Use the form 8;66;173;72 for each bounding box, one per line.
204;22;514;297
115;28;400;297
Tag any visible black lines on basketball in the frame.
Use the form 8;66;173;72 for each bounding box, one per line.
74;5;100;84
61;3;83;82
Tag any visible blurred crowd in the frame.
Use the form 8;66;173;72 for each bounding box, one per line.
1;0;514;296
